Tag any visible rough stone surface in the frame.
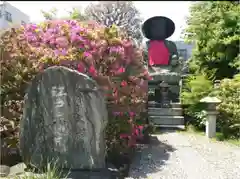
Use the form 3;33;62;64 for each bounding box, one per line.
0;165;10;177
129;130;240;179
20;66;108;170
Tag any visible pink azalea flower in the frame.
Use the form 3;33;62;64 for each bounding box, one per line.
77;63;85;73
49;39;56;45
129;112;135;117
70;34;78;43
121;81;127;86
27;24;37;31
88;65;97;77
116;67;125;74
120;133;129;139
54;49;67;56
47;28;56;33
113;112;120;116
147;75;153;80
83;51;91;57
79;44;84;49
71;26;83;33
134;128;139;136
55;37;69;48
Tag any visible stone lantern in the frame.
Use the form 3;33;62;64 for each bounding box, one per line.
200;96;221;138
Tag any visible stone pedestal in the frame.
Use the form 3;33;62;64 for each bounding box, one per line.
206;111;218;138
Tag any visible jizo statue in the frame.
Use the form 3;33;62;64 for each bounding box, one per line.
142;16;179;68
142;16;182;103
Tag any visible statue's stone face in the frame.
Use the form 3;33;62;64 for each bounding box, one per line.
150;19;166;40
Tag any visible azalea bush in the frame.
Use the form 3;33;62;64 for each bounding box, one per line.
0;20;150;163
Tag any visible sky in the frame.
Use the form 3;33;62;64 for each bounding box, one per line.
7;1;191;41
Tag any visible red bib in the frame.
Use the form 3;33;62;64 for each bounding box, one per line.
148;40;170;65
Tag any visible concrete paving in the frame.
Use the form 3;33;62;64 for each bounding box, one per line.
128;130;240;179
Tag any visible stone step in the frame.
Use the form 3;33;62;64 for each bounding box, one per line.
171;103;182;108
149;116;184;125
148;107;183;116
148;102;182;108
154;124;186;130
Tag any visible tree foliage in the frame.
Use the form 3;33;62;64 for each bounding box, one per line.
41;8;58;20
184;1;240;80
41;7;87;21
68;7;88;21
85;1;143;46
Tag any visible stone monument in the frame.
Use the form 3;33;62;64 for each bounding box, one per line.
19;66;114;178
143;16;184;128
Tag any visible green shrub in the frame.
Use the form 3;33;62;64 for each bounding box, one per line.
181;75;214;128
181;74;240;139
213;74;240;139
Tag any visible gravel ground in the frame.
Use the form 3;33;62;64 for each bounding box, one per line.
128;130;240;179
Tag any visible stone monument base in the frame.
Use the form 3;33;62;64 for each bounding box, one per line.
61;167;120;179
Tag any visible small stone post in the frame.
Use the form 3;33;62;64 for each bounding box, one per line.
159;81;170;108
200;97;221;138
214;80;221;89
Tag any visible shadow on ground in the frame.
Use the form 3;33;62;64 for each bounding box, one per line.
129;133;176;178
